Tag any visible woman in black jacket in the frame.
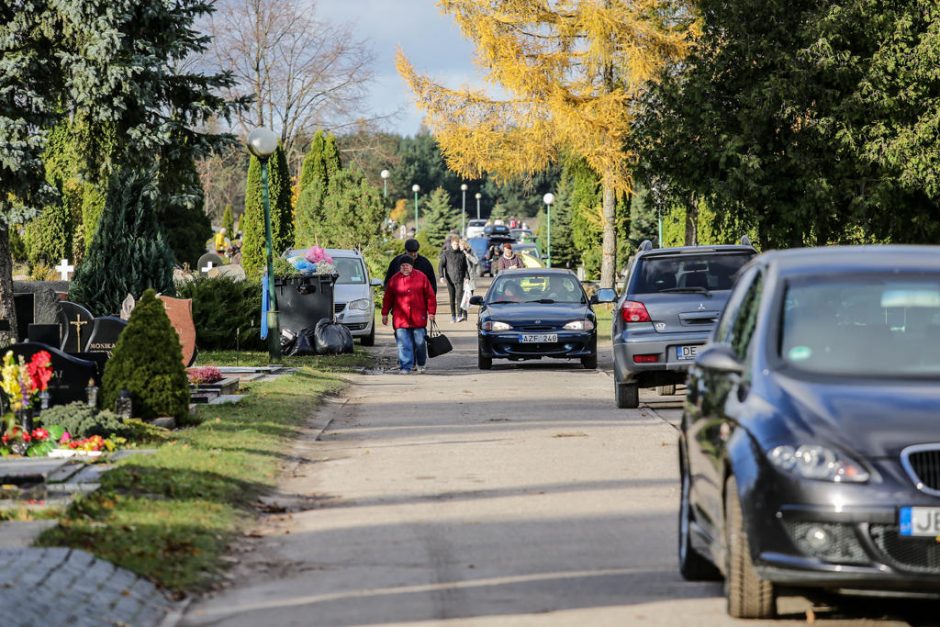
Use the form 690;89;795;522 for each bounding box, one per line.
438;238;470;323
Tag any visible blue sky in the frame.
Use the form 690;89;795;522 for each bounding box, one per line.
321;0;481;136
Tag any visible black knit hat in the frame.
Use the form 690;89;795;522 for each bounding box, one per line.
404;238;420;252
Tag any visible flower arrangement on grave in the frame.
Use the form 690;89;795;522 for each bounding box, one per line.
0;351;53;436
187;366;223;385
0;425;62;457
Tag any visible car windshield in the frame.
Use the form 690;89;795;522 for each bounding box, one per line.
780;276;940;377
633;252;753;294
334;257;366;285
488;274;585;304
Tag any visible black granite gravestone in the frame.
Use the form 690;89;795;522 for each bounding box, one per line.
84;316;127;357
197;253;225;275
13;293;33;341
58;301;95;354
28;324;60;346
9;343;99;406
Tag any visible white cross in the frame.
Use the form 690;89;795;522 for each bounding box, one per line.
55;258;75;281
201;261;214;273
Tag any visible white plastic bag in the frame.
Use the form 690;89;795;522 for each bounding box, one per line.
460;282;471;310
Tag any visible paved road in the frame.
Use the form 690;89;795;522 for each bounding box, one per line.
184;283;932;626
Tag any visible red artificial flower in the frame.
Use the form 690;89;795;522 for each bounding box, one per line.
27;351;53;393
1;434;8;444
22;433;31;443
31;428;48;441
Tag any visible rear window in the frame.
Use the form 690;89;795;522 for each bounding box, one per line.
632;253;753;294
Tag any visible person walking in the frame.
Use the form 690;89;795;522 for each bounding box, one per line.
438;238;470;323
382;259;437;374
459;239;479;318
384;238;438;292
494;242;525;275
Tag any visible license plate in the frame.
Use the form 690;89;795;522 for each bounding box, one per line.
899;507;940;537
676;345;700;361
521;334;557;343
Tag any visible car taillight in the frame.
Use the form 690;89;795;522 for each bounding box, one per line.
620;300;651;323
633;354;660;364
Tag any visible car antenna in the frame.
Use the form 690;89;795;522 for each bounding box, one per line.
740;235;752;247
639;240;654;252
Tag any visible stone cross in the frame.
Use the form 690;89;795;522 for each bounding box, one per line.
55;259;75;281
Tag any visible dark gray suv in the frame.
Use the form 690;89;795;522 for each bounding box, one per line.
611;241;756;408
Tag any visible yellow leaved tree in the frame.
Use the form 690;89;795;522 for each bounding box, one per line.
398;0;696;287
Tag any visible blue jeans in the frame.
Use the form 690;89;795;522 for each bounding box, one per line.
395;327;427;371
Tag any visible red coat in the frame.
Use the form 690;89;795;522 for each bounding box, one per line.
382;270;437;329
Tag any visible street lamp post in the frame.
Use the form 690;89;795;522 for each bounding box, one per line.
460;184;468;236
412;184;421;231
380;169;390;199
543;193;555;268
475;192;482;220
247;127;281;361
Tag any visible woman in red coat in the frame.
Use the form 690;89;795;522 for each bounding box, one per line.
381;259;437;374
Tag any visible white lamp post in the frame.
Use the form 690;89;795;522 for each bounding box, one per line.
412;184;421;230
460;184;468;236
475;192;482;220
380;169;390;199
247;127;281;360
543;192;555;268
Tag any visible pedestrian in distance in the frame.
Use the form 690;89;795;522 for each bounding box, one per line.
459;239;479;318
439;237;470;323
382;259;437;374
494;242;525;275
384;238;438;293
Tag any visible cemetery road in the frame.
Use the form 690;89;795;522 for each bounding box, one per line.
182;287;931;626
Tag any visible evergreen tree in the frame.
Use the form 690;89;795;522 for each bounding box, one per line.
242;144;293;278
24;203;71;268
155;143;212;267
295;131;342;246
298;131;326;194
221;204;234;236
102;288;189;421
422;187;456;249
540;178;578;269
316;169;386;249
565;158;603;278
70;169;175;317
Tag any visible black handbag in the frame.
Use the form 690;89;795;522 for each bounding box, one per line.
426;321;453;358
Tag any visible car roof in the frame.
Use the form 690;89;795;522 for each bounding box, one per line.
760;245;940;275
636;244;756;259
493;268;577;278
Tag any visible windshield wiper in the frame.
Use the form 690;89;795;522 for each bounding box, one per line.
525;298;556;304
660;286;710;295
488;300;518;305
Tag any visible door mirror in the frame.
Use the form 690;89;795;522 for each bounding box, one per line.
369;278;383;288
695;344;744;375
591;288;617;304
469;295;484;306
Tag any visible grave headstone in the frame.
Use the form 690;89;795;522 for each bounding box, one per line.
84;316;127;358
34;287;61;325
159;296;197;367
9;343;99;406
197;253;225;276
58;301;95;354
28;323;60;346
13;293;33;341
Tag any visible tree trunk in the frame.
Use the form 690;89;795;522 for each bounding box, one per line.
0;226;19;347
685;197;698;246
601;180;616;289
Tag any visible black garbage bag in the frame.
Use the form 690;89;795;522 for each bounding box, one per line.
290;327;317;356
314;319;354;355
280;329;297;355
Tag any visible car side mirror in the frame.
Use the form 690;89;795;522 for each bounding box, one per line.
469;295;484;306
369;278;382;288
591;288;617;304
695;344;744;375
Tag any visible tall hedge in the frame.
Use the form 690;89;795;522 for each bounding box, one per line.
156;149;212;267
295;131;342;247
70;168;175;316
242;144;293;278
176;275;265;351
103;289;189;420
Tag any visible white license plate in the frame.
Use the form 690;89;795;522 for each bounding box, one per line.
899;507;940;537
521;334;557;343
676;345;700;361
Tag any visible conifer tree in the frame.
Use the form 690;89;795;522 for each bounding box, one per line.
70;169;175;316
315;169;386;250
295;131;343;246
422;187;456;249
242;144;293;278
221;204;235;236
539;180;578;270
24;203;71;268
156;145;212;267
102;288;189;421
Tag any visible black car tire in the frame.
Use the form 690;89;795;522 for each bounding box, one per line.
478;345;492;370
725;476;776;619
615;380;639;408
581;354;597;369
678;447;721;581
360;322;375;347
657;384;676;396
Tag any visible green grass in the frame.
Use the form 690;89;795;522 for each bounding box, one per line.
37;369;345;593
197;347;375;371
595;304;615;343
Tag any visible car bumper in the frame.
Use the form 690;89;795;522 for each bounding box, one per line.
612;327;710;383
479;330;595;360
335;309;373;336
744;462;940;592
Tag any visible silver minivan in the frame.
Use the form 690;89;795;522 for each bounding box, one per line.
285;248;381;345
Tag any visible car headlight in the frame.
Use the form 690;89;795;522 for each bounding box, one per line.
563;320;595;331
347;298;371;312
482;321;511;331
769;445;869;483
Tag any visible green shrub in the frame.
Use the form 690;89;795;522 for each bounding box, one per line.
176;276;265;351
39;402;135;439
102;289;190;421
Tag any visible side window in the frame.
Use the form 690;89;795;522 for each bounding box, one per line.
715;267;757;344
729;271;765;359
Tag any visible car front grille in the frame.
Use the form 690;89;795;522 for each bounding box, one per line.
902;445;940;493
869;524;940;574
518;325;558;332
